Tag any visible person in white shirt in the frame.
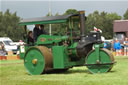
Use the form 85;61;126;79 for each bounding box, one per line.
124;38;128;56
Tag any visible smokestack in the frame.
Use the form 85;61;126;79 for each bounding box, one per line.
79;11;86;41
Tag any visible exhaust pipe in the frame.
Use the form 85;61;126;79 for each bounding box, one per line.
79;11;86;42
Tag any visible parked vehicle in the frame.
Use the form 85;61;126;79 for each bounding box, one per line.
0;37;18;54
104;40;112;50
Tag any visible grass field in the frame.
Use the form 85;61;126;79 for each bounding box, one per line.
0;56;128;85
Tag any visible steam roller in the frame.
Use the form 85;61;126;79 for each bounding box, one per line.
19;11;115;75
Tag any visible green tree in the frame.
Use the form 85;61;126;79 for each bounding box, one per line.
103;13;121;39
86;11;121;39
44;9;121;39
64;9;78;15
0;9;25;41
86;11;104;34
123;8;128;19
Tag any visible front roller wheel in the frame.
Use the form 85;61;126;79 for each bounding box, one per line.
24;46;53;75
86;48;114;73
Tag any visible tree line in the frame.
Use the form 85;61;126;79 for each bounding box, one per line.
0;9;128;41
0;9;25;41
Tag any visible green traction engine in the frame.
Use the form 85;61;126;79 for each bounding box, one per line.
19;11;115;75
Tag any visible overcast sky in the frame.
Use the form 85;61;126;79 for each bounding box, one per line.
0;0;128;19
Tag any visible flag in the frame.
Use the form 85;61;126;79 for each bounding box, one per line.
93;26;102;33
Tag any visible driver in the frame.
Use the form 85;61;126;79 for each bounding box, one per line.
39;24;48;35
33;24;40;41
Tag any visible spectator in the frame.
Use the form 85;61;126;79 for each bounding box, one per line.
0;44;7;60
114;39;121;56
124;38;128;56
17;40;24;56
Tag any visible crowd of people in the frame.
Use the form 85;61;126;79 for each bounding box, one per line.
104;38;128;56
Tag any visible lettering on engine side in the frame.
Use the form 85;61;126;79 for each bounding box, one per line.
55;38;61;40
48;38;52;41
40;38;46;42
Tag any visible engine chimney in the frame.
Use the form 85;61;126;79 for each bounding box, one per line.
79;11;86;42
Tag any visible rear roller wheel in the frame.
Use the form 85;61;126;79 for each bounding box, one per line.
86;48;114;73
24;46;53;75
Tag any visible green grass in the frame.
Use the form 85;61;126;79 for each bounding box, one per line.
0;56;128;85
